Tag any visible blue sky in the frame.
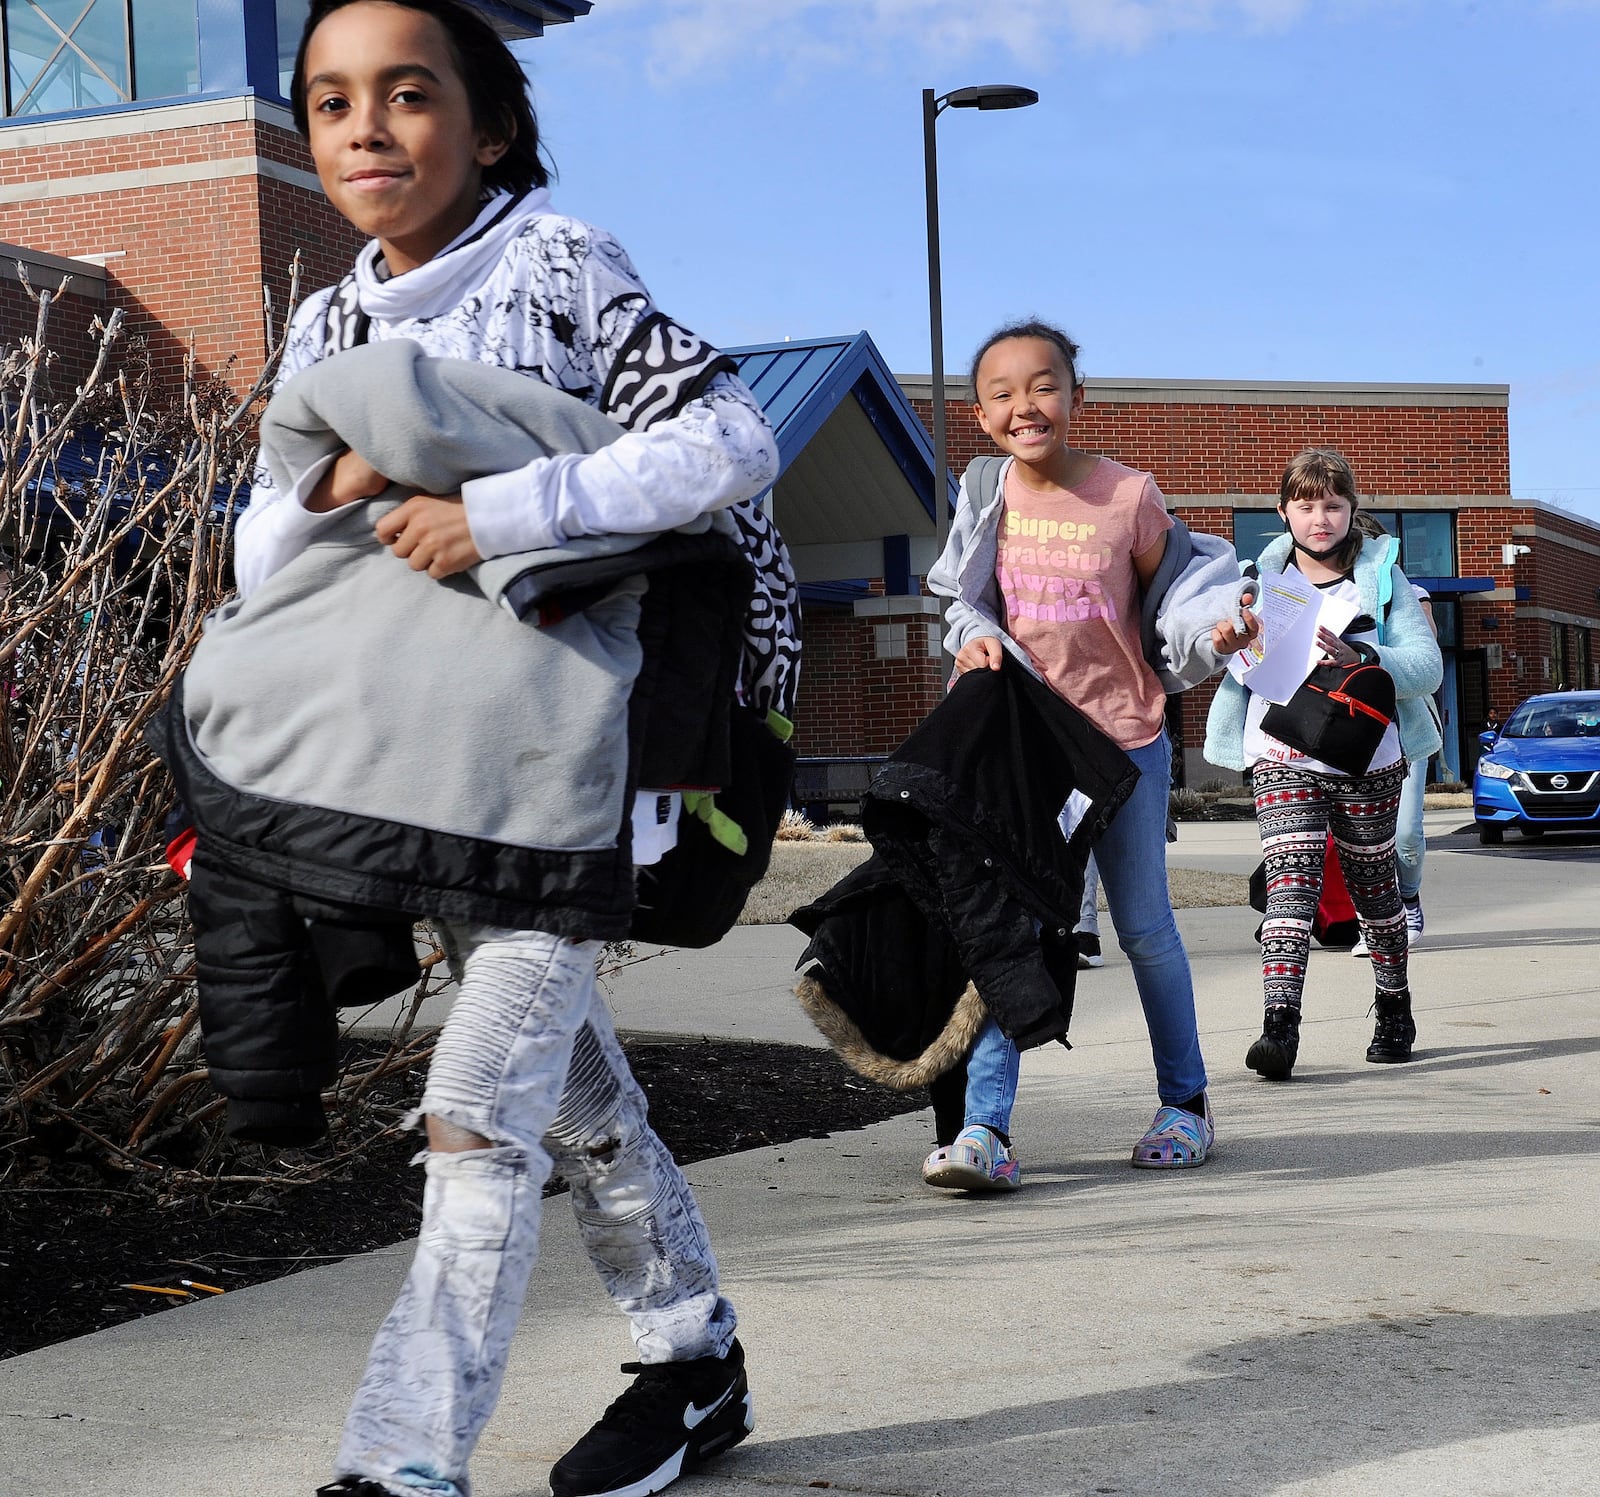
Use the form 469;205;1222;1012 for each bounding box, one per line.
517;1;1600;521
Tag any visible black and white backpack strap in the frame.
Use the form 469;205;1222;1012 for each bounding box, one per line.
602;312;801;727
321;272;369;356
599;311;737;431
726;496;801;724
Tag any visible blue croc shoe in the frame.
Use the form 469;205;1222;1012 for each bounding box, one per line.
922;1125;1021;1191
1130;1095;1214;1169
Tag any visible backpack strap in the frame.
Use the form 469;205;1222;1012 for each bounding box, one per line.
599;311;737;432
1374;535;1401;645
962;455;1006;519
603;312;799;724
321;272;368;356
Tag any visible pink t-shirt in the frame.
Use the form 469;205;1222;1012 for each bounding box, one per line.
997;456;1173;750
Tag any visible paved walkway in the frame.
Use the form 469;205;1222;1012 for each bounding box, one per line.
3;813;1598;1496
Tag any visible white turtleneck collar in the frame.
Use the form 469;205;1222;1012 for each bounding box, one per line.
352;187;556;324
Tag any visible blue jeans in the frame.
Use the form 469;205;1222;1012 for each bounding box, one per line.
1394;757;1428;901
1075;852;1100;937
963;729;1208;1134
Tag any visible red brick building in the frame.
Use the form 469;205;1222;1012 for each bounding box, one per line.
0;98;362;397
0;0;587;393
1;1;1593;800
796;373;1600;789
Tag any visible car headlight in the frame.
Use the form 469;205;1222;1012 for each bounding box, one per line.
1477;759;1515;781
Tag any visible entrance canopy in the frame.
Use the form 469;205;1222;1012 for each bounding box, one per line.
729;333;949;594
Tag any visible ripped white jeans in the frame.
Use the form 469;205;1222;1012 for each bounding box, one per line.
335;924;737;1496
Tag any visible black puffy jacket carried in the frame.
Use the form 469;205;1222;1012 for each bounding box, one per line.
791;657;1137;1093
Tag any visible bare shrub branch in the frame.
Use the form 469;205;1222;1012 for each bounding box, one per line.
0;261;444;1196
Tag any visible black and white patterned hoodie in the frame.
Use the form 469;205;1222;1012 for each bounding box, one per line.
236;188;797;870
239;188;780;613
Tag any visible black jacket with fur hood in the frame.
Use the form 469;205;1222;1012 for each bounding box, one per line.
791;658;1137;1089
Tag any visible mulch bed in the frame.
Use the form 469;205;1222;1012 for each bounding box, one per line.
0;1039;921;1361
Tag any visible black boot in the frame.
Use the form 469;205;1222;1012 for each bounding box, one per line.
1246;1004;1300;1080
1366;990;1416;1063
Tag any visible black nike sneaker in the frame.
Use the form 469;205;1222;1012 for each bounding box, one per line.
548;1339;753;1497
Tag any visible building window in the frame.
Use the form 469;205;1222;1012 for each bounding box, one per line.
1551;623;1569;690
276;0;309;99
4;0;198;115
1230;507;1456;579
131;0;198;102
1430;597;1458;649
1232;510;1283;564
1399;511;1454;578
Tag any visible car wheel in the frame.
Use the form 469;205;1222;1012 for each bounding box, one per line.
1520;825;1544;838
1478;823;1504;845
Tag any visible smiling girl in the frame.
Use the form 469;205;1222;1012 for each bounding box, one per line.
925;320;1251;1192
1205;448;1442;1080
225;3;781;1495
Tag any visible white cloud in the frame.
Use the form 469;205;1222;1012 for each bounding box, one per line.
597;0;1318;82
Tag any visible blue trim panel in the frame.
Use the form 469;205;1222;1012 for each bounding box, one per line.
1414;576;1496;594
799;580;872;606
0;89;253;128
475;0;594;32
242;0;279;98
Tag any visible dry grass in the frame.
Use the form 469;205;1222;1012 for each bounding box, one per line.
740;841;873;924
738;840;1252;926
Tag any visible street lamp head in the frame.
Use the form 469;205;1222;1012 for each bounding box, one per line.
944;84;1039;111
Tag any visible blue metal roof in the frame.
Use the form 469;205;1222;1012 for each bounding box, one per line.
727;332;953;520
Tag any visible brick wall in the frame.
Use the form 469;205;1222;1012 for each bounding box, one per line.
795;607;865;757
0;273;103;399
0;106;364;399
794;602;945;760
910;393;1511;498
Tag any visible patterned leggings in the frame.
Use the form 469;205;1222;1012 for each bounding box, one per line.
1252;759;1410;1013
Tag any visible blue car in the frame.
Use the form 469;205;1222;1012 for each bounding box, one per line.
1473;691;1600;844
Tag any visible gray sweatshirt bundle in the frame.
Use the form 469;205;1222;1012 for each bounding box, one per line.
184;340;719;856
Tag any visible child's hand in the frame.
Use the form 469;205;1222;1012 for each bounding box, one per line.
306;449;390;512
1211;606;1260;656
954;637;1006;675
375;494;483;578
1315;626;1359;667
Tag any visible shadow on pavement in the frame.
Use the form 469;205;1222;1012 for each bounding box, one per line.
1276;1032;1600;1086
1404;927;1600;950
722;1307;1599;1497
1440;827;1600;860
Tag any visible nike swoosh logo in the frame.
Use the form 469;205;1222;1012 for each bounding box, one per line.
683;1381;735;1430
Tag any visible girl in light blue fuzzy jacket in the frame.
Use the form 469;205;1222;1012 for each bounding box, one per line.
1205;448;1442;1081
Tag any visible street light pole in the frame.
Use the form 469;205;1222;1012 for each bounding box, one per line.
922;87;950;572
921;84;1039;614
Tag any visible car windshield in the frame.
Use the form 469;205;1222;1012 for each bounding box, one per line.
1502;698;1600;738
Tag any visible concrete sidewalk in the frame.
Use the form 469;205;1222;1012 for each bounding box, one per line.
3;815;1598;1496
